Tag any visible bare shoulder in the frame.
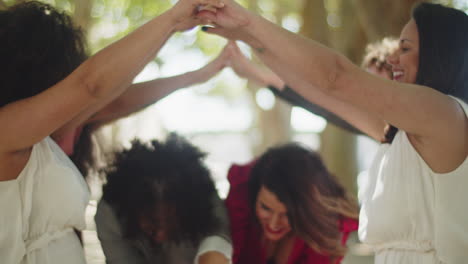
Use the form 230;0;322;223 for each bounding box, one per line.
408;96;468;173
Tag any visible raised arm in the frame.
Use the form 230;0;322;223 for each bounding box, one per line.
225;41;365;135
85;44;231;128
268;86;364;135
0;0;224;181
0;0;224;152
200;1;467;172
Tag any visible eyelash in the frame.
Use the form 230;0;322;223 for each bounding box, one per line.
261;204;271;211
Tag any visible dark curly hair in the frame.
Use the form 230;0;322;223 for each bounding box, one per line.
0;1;87;107
248;143;358;260
101;133;220;246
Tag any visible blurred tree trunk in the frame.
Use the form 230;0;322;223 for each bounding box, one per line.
321;0;363;195
300;0;360;194
248;0;293;156
73;0;93;33
300;0;329;44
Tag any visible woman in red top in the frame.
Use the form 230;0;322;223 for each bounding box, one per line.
226;143;358;264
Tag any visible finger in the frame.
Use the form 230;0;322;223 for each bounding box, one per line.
230;40;241;51
198;17;214;26
197;10;217;21
197;5;217;13
199;0;225;9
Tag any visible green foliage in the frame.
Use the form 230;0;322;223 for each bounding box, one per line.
87;0;172;53
3;0;299;99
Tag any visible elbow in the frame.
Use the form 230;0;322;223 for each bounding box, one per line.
77;59;108;100
321;54;350;95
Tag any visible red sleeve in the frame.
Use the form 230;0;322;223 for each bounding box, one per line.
339;217;359;246
335;217;359;264
224;162;255;264
293;217;359;264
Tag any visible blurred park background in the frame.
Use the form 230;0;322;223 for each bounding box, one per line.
2;0;467;263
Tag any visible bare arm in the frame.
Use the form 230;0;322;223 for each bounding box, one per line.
0;0;224;153
86;45;230;127
225;41;284;88
200;1;467;172
268;85;364;135
226;41;373;137
0;0;224;181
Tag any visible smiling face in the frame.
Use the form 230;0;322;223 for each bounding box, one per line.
387;19;420;83
255;186;292;242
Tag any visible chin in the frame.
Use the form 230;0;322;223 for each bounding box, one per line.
263;228;289;241
266;233;285;241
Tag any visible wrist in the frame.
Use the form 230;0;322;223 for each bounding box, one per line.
188;68;209;84
242;14;265;53
162;7;184;34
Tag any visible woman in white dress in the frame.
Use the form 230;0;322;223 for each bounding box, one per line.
0;0;224;263
199;2;468;263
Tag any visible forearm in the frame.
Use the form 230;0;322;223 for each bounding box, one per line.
268;77;385;141
241;13;346;95
52;11;178;136
231;14;387;139
87;69;212;125
240;61;284;88
126;71;204;106
269;85;363;135
77;10;177;101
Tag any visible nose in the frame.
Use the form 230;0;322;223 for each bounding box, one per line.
268;214;282;230
386;50;399;67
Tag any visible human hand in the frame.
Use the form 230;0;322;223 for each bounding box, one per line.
197;0;253;41
196;43;232;82
168;0;225;31
226;41;285;88
226;41;253;79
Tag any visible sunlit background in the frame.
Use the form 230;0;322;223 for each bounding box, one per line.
3;0;467;263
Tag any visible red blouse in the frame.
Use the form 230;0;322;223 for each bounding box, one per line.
225;162;358;264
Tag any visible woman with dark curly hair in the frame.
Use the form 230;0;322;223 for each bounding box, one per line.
200;1;468;262
95;134;232;264
226;143;358;264
0;0;224;263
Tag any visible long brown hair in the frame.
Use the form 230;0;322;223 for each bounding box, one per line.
248;143;358;260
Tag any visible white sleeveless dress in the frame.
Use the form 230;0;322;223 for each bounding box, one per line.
359;97;468;263
0;137;90;264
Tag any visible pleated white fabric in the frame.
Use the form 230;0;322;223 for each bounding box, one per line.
0;137;89;264
359;97;468;264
